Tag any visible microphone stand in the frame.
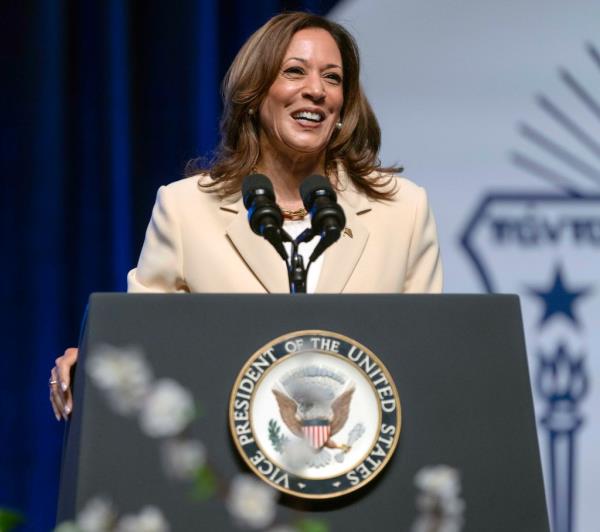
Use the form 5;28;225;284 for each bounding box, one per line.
283;228;315;294
281;219;344;294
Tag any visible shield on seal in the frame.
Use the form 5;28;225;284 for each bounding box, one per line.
302;419;331;449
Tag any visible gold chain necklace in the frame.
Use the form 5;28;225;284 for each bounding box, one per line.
281;207;308;221
251;165;310;220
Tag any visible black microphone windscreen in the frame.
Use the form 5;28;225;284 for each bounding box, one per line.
300;175;334;208
242;174;273;208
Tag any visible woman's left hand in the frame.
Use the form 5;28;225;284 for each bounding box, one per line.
49;347;78;421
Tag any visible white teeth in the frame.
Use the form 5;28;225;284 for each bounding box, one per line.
293;111;323;122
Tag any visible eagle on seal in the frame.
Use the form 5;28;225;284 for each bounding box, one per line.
272;366;355;454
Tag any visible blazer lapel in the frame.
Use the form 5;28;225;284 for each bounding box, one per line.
315;169;371;293
223;197;289;293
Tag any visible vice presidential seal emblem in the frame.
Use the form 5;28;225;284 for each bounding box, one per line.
229;330;401;499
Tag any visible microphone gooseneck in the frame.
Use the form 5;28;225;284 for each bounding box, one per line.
300;175;346;263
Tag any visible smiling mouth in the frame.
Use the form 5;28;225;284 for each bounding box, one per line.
292;110;325;123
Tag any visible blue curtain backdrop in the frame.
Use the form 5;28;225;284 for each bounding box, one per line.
0;1;339;529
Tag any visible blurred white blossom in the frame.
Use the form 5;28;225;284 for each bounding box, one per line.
412;465;465;532
53;496;115;532
414;465;465;515
411;514;463;532
114;506;170;532
160;438;206;480
53;523;81;532
266;527;296;532
139;379;195;438
86;345;153;415
75;496;116;532
226;474;278;529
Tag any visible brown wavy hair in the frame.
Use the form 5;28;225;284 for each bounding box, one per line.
191;12;400;199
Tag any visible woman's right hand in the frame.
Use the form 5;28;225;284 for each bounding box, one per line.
49;347;78;421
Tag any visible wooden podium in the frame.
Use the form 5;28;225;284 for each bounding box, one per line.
57;293;549;531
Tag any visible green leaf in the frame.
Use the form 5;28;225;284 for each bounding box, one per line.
192;465;217;500
268;418;288;453
0;509;24;532
296;518;330;532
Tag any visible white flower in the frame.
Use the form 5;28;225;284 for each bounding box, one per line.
76;496;116;532
86;345;153;415
414;465;461;500
414;465;465;516
114;506;170;532
53;523;81;532
416;493;465;516
226;474;278;529
411;514;464;532
160;438;206;480
139;379;195;437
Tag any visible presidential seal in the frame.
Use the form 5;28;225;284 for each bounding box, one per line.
229;330;401;499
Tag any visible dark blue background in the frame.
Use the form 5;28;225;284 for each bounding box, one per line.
0;1;338;529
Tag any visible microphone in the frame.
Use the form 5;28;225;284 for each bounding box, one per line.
242;174;287;260
300;175;346;262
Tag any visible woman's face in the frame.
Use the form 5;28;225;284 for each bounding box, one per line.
258;28;344;161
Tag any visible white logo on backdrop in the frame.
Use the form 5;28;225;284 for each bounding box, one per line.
462;43;600;532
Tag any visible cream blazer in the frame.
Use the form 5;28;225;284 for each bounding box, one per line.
127;169;443;294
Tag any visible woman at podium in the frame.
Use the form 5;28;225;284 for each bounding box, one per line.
49;12;442;420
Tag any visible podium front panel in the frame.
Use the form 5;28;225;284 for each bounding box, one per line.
57;294;549;531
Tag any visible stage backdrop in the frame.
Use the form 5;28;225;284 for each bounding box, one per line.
3;1;596;531
330;1;600;531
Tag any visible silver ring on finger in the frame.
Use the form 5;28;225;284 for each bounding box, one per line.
49;377;58;385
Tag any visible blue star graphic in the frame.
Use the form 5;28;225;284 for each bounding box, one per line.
527;266;592;328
